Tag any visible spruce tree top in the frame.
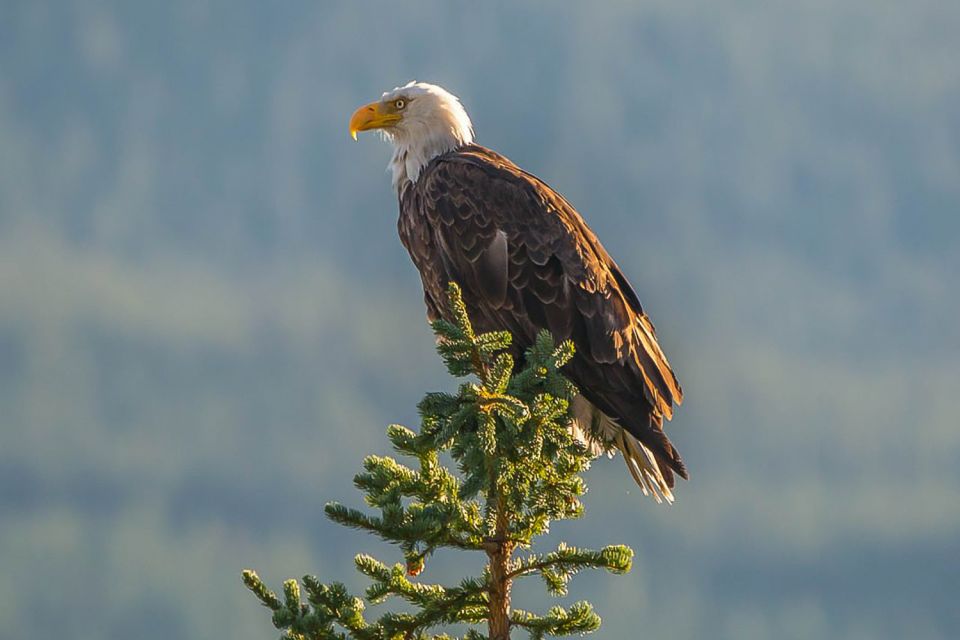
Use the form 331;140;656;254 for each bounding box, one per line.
243;283;634;640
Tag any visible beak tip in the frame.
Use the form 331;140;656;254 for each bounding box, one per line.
350;130;358;141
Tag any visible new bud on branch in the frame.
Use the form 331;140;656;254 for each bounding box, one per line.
242;283;634;640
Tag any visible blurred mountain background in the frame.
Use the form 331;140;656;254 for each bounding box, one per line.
1;1;958;638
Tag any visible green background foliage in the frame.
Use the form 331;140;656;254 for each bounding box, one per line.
0;2;958;639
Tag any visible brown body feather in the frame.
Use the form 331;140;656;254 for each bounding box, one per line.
398;145;687;486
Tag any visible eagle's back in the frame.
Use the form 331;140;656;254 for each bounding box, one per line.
398;144;687;486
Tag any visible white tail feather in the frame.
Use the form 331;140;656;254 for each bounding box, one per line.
570;395;674;504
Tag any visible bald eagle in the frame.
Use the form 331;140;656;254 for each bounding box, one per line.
350;82;687;503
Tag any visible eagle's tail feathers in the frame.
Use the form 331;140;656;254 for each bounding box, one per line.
617;429;674;504
570;395;674;504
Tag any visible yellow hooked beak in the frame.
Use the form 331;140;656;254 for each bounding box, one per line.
349;101;402;140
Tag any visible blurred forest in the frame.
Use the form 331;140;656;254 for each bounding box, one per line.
0;1;958;639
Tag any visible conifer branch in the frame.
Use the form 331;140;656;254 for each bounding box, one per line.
243;282;634;639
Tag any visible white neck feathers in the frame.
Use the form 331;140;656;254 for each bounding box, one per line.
388;131;469;191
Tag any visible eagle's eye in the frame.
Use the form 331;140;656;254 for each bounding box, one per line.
394;99;406;110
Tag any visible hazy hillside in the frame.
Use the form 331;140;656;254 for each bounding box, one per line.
1;2;958;639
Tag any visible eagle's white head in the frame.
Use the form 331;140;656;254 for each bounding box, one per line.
349;81;474;191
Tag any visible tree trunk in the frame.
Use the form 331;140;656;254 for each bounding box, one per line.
487;500;514;640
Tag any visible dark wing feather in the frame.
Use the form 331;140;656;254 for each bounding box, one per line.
400;145;686;481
